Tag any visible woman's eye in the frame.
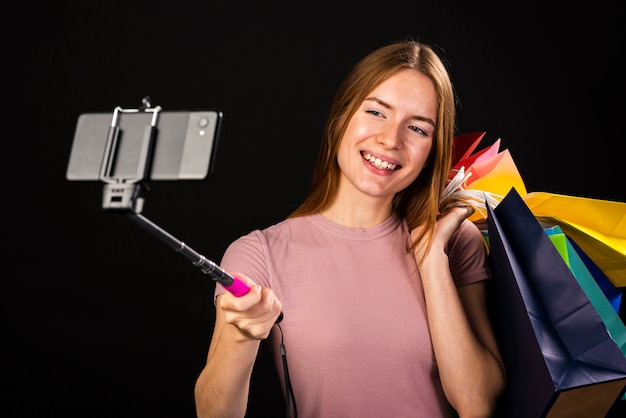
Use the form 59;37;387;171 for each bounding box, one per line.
366;110;383;117
409;126;426;135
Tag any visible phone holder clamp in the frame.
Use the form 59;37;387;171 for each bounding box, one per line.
99;102;162;212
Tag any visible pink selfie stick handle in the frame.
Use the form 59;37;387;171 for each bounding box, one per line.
223;276;251;297
223;273;283;323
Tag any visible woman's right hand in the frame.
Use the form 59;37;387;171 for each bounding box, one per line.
215;272;283;341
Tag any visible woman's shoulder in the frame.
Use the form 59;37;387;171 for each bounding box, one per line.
448;219;491;284
230;215;315;247
447;219;489;260
261;214;315;236
456;219;486;242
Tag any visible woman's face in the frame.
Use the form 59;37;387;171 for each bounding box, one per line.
336;69;437;202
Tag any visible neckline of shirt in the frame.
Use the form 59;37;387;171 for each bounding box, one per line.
308;212;402;241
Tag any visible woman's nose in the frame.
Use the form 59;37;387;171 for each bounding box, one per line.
377;124;401;149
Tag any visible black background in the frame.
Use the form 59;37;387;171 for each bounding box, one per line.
3;1;624;417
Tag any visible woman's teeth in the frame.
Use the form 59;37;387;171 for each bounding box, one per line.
363;153;397;170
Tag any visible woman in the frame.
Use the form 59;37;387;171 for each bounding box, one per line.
194;40;506;418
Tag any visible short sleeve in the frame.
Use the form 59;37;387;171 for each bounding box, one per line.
214;230;271;299
446;219;491;287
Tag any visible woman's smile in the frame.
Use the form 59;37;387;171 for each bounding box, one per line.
361;151;400;171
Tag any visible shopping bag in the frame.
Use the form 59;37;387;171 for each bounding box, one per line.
451;131;485;169
546;226;626;351
451;131;500;173
450;132;527;222
448;133;626;288
549;226;626;402
525;192;626;288
568;237;623;315
486;188;626;418
546;225;623;316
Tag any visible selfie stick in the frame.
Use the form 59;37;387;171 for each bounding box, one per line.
98;100;250;297
127;211;250;296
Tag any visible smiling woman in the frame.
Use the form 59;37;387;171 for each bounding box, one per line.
5;1;623;417
194;40;507;418
332;69;437;219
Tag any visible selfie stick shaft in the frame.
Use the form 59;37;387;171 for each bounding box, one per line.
126;211;251;297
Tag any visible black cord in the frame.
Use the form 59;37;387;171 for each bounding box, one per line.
276;322;297;418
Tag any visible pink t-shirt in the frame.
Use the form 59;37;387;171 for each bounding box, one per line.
216;213;490;417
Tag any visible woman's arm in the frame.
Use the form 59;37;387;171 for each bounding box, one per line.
194;274;283;418
412;208;506;418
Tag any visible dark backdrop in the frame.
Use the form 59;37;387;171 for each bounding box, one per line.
3;1;624;417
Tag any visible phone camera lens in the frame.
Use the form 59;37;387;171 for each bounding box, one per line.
198;117;209;128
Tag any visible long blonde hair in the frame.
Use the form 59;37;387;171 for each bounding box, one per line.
289;40;457;254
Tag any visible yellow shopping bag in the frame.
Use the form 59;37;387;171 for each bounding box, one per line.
526;192;626;287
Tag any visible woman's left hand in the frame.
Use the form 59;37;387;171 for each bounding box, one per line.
411;205;475;259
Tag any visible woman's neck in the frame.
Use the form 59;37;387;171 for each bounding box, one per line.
320;194;394;229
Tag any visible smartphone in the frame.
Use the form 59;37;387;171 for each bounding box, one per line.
66;109;223;181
